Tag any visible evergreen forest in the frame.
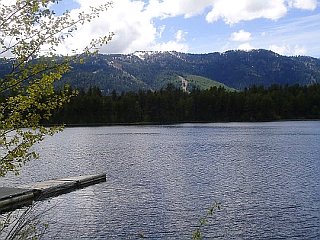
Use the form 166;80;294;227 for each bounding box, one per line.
49;84;320;125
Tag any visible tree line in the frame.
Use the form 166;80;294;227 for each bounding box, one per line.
49;84;320;125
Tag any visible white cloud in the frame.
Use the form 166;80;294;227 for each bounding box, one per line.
146;0;301;24
149;30;189;52
58;0;158;54
269;44;306;55
2;0;318;55
157;25;166;38
175;30;187;42
287;0;317;10
145;0;212;19
152;41;189;52
146;0;317;25
230;30;252;42
237;42;255;51
206;0;288;24
253;14;320;56
53;0;192;54
146;0;306;25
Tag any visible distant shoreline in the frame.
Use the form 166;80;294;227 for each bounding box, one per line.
45;119;320;128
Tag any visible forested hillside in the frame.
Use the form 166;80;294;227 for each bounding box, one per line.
50;84;320;124
2;50;319;93
57;49;320;93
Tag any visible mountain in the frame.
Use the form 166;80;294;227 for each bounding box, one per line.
2;49;320;93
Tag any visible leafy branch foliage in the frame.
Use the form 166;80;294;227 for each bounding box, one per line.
192;202;221;240
0;0;113;177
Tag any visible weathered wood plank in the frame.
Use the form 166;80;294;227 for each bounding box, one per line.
0;187;35;212
0;173;106;212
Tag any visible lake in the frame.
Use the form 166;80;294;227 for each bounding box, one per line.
1;121;320;239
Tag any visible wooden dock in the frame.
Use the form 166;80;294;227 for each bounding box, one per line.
0;173;106;212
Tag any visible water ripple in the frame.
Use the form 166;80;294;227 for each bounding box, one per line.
1;121;320;239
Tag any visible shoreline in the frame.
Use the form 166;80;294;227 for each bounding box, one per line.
45;119;320;128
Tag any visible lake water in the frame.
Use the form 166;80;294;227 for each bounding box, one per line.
1;121;320;239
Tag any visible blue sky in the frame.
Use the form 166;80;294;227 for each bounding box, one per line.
50;0;320;57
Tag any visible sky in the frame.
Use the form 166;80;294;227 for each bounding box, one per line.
3;0;320;57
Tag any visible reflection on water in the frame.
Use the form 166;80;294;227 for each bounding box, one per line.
1;121;320;239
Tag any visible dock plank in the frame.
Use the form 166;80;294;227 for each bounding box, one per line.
0;187;34;201
0;173;106;212
0;187;35;212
